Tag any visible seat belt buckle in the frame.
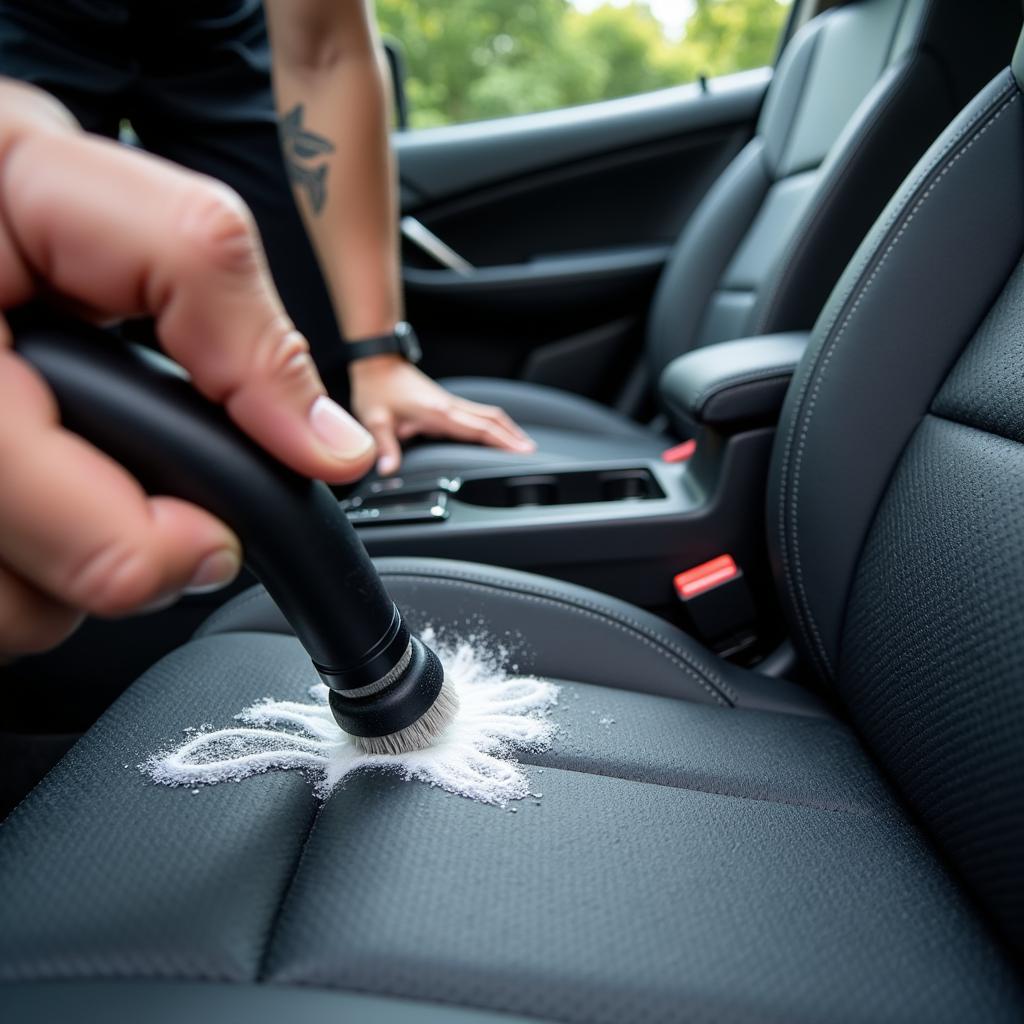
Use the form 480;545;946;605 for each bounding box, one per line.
674;555;757;655
662;439;697;463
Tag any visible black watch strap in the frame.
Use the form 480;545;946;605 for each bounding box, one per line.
346;322;422;365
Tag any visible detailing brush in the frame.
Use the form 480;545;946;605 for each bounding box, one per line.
12;306;458;755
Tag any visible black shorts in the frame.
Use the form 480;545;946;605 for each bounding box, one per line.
0;0;347;401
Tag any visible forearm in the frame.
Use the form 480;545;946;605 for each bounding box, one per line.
265;0;401;340
263;1;534;474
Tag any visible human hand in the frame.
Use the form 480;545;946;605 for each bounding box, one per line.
0;80;376;655
349;354;535;476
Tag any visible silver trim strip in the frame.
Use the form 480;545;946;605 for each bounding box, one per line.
400;216;474;275
337;641;413;699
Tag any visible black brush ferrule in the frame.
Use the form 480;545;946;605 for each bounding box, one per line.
328;635;444;737
314;604;410;694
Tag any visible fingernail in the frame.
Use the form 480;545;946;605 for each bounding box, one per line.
309;395;374;459
515;438;537;452
377;454;399;475
185;548;241;595
137;592;182;615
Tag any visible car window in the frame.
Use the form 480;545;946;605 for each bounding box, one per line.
377;0;793;130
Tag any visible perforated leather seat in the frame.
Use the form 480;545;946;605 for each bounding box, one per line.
5;23;1024;1024
399;0;1020;476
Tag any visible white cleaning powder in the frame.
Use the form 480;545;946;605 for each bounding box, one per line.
144;630;559;806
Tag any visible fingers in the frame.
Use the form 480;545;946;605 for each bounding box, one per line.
0;561;83;656
0;351;242;648
360;406;403;476
0;82;377;656
152;185;375;483
424;398;535;454
457;399;536;452
0;128;375;485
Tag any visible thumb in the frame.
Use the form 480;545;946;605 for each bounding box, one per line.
362;409;402;476
150;184;378;484
1;136;376;484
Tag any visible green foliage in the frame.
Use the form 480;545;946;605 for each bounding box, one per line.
377;0;790;129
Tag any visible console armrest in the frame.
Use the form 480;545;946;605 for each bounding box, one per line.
660;332;809;435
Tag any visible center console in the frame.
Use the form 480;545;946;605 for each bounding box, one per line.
342;430;776;611
342;331;809;618
346;464;665;526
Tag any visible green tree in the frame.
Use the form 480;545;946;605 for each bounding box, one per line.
377;0;790;130
681;0;789;76
377;0;573;127
562;6;702;103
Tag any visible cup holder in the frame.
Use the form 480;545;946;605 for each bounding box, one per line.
601;471;656;501
506;476;559;507
456;467;664;509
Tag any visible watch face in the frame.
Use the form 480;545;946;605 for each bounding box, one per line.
396;322;422;364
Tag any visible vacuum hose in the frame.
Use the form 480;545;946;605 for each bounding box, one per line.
10;306;444;741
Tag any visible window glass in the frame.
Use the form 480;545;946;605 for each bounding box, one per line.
377;0;793;129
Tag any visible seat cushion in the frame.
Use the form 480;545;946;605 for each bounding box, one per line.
1;981;529;1024
199;558;824;715
1;561;1021;1023
398;377;669;477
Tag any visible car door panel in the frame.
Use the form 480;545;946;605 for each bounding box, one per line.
396;71;770;401
397;69;770;204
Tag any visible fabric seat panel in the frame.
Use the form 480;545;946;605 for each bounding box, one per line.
841;415;1024;955
1;631;1020;1022
266;765;1021;1024
767;72;1024;680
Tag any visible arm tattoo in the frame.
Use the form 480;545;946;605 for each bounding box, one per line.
278;104;336;215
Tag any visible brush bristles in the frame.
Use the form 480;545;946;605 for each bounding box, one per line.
352;679;460;756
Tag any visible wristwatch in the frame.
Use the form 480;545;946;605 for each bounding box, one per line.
346;321;422;365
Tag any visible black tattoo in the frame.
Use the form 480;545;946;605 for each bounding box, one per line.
278;104;336;215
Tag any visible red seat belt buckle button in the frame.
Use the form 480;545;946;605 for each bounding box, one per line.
662;439;697;463
674;555;739;599
673;555;756;651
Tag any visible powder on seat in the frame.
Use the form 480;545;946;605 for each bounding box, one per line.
144;630;559;806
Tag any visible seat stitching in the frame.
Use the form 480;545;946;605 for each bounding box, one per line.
202;571;737;706
787;88;1021;676
776;81;1019;679
383;567;734;703
378;569;734;707
781;84;1020;676
256;801;324;981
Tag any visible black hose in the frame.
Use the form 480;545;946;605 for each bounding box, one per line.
10;306;440;736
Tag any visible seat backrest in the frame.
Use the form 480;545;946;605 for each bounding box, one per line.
768;47;1024;956
645;0;1022;380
